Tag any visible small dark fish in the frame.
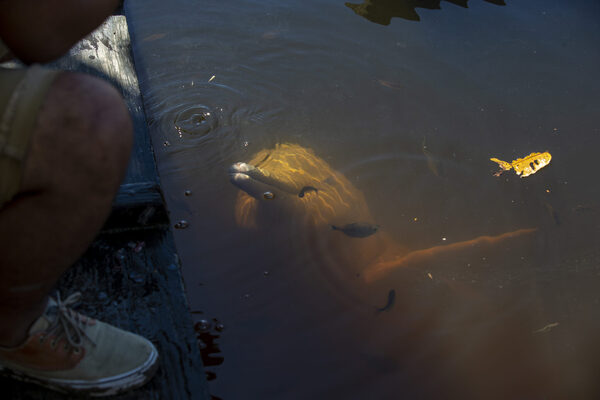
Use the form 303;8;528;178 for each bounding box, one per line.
254;152;271;168
377;289;396;313
298;186;318;198
331;222;379;238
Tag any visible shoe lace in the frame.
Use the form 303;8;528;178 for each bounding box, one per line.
45;292;96;349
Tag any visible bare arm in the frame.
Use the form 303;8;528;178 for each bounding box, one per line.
0;0;121;63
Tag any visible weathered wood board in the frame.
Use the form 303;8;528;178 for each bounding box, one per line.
49;16;168;232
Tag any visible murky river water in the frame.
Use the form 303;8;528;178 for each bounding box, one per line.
125;0;600;398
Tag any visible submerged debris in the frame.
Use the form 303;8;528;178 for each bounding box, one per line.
533;322;559;334
490;152;552;178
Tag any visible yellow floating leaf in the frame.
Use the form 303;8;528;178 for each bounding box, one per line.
512;152;552;177
490;152;552;178
490;157;512;171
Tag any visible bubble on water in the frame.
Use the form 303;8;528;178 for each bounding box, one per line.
263;270;270;276
173;105;216;136
174;220;189;229
184;190;192;196
263;192;274;200
215;323;225;332
194;319;211;332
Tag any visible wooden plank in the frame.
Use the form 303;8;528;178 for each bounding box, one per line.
1;229;210;399
50;15;156;186
49;16;167;230
103;182;169;233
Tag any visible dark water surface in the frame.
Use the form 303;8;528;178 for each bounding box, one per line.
126;0;600;398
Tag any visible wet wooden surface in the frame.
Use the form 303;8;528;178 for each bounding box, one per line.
49;15;169;232
0;16;210;399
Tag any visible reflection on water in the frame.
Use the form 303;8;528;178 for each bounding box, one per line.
193;316;225;382
124;0;600;397
345;0;505;24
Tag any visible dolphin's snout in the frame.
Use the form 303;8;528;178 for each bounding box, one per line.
229;162;254;191
229;162;254;174
229;162;276;200
230;172;250;183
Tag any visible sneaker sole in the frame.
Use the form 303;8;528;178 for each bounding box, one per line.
0;343;159;397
